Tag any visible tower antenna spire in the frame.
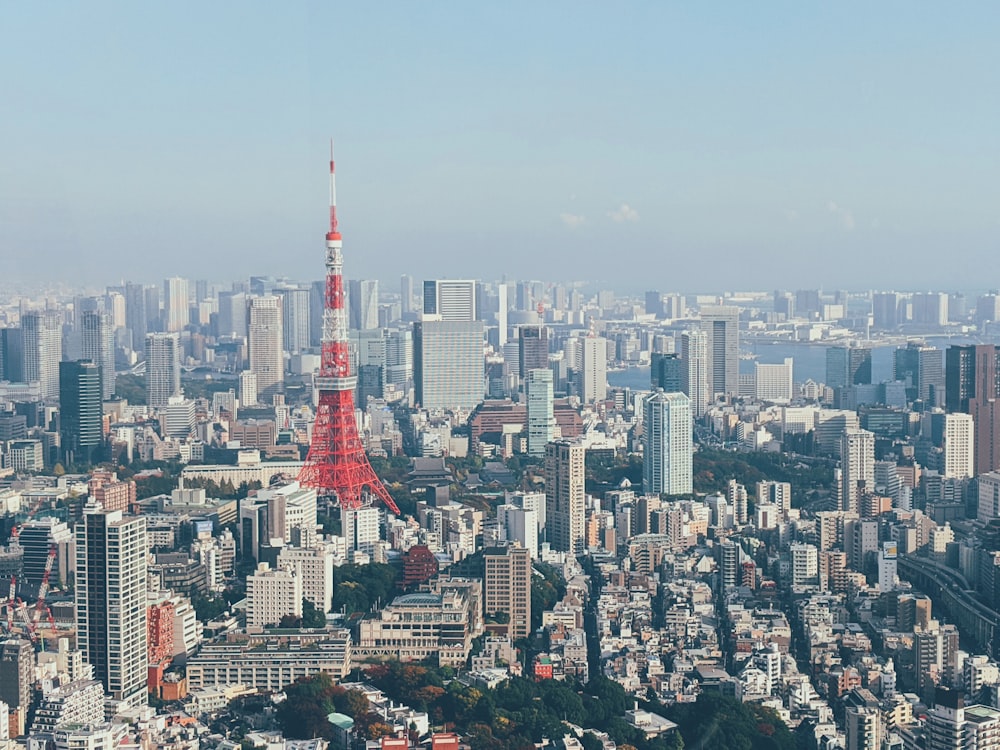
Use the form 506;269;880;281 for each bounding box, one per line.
327;139;340;240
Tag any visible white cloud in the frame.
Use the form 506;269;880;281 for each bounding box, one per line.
608;203;639;223
827;200;855;231
560;212;586;229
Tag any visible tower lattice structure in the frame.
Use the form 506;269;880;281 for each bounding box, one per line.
298;145;400;515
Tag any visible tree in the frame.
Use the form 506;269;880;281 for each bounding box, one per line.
302;597;326;628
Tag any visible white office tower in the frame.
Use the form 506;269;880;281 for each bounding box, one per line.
246;563;302;629
580;336;608;403
280;286;311;354
423;279;477;321
942;412;975;479
400;274;414;316
385;328;413;393
754;358;793;403
248;296;284;402
80;309;115;400
840;429;875;514
145;332;182;409
342;505;380;555
789;543;818;587
728;480;749;524
699;305;739;398
163;276;190;332
680;330;710;417
643;391;693;496
239;370;258;408
21;310;62;401
545;440;586;555
526;369;555;457
75;504;148;710
278;544;336;614
349;279;380;330
413;318;484;410
497;504;539;559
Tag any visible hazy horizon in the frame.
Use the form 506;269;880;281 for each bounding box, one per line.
3;4;999;290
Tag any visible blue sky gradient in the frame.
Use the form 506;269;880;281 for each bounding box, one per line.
2;3;998;290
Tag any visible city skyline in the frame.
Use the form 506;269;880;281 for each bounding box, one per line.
3;4;1000;290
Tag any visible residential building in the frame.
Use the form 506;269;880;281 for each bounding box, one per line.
484;545;532;640
145;333;182;409
643;390;693;496
75;504;148;710
545;440;586;555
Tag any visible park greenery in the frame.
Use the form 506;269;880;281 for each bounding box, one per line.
277;665;795;750
332;563;400;615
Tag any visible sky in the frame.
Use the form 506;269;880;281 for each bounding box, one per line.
1;3;999;293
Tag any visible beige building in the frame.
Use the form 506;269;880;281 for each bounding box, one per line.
545;440;586;555
484;546;532;640
356;590;474;667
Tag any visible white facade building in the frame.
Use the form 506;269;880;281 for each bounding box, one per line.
643;391;693;496
246;563;303;629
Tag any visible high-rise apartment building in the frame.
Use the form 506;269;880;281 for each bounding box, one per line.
518;325;549;380
580;336;608;404
872;291;901;331
700;305;739;398
545;440;586;555
21;310;62;401
163;277;190;332
59;360;103;466
526;369;555;457
643;390;693;496
840;429;875;514
349;279;380;331
248;296;284;403
80;309;115;400
413;319;484;410
942;413;974;479
680;329;710;416
423;279;477;322
76;504;148;709
145;333;182;408
484;545;532;640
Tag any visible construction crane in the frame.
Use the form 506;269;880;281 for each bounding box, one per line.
4;575;15;633
31;544;58;629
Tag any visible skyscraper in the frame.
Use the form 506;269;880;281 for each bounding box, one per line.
526;368;554;457
279;286;311;354
145;333;182;408
700;305;739;398
942;413;974;479
423;279;477;321
21;310;62;401
76;504;148;710
840;429;875;514
484;545;532;640
871;291;901;331
163;277;190;332
217;291;248;338
946;345;1000;474
894;342;944;406
400;274;414;317
349;279;379;330
59;360;103;466
545;440;586;555
580;336;608;404
643;390;693;496
650;352;682;392
413;319;484;410
248;296;284;403
80;309;115;400
680;329;710;417
827;345;872;389
124;282;148;354
518;325;549;380
0;638;32;736
0;326;24;382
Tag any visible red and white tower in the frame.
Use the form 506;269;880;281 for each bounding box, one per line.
298;144;400;515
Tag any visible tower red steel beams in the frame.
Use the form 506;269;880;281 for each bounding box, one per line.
298;144;399;515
